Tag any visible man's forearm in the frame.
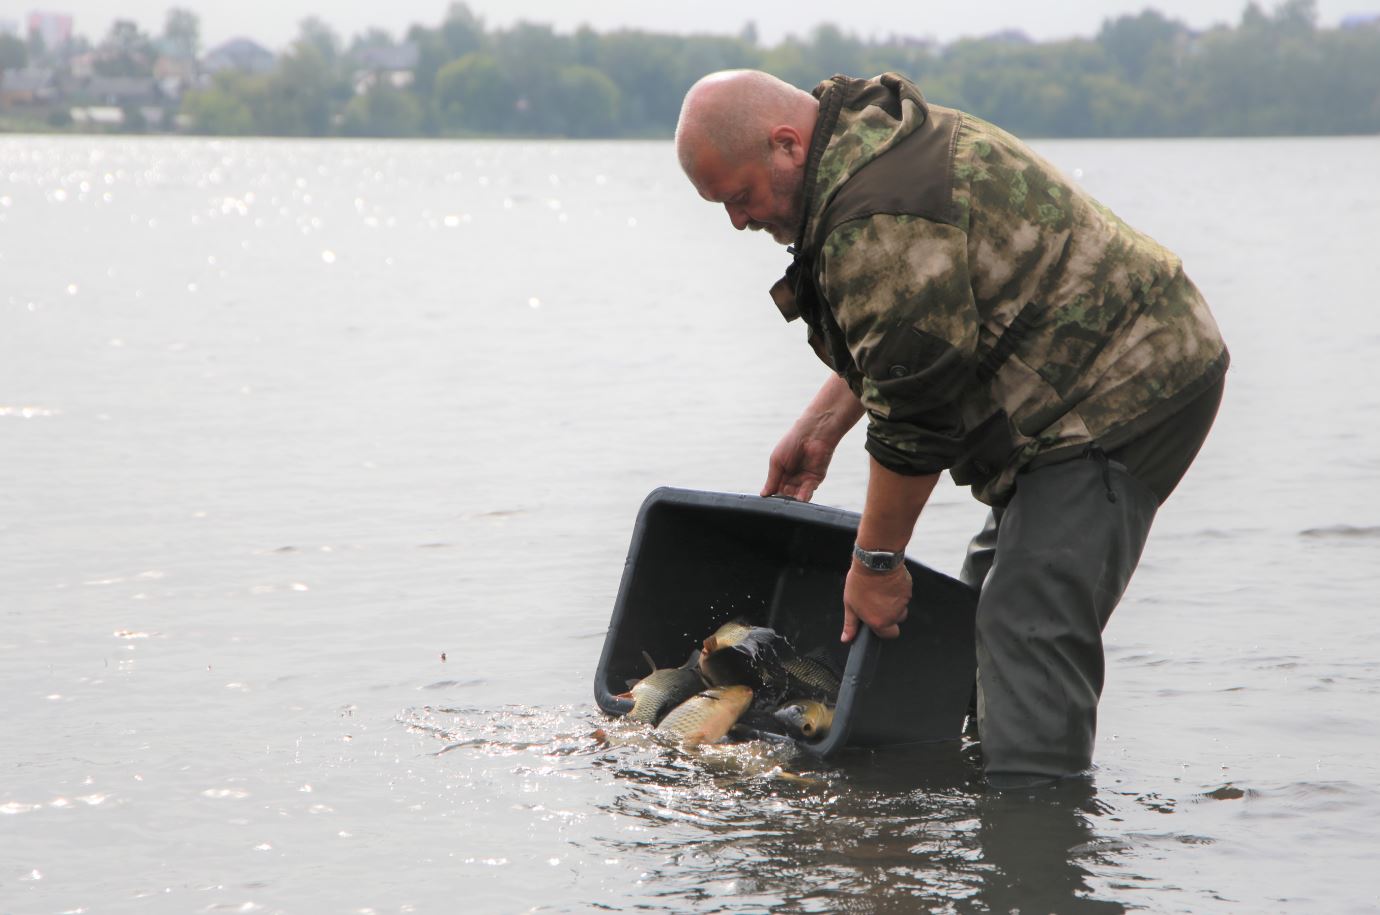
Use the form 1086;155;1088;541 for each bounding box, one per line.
799;373;866;444
855;458;941;552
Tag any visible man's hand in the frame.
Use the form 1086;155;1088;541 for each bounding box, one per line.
760;375;865;502
761;425;837;502
841;560;912;643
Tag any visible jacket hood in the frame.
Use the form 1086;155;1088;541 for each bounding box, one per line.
797;73;932;252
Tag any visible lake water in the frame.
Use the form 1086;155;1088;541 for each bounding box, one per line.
2;133;1378;914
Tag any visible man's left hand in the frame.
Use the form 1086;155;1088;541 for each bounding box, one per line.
841;561;912;643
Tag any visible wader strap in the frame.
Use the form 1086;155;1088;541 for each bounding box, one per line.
1083;443;1118;504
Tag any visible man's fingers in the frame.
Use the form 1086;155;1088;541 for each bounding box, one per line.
761;464;783;498
840;607;860;644
874;623;902;640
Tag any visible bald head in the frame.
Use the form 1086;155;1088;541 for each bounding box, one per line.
675;70;818;179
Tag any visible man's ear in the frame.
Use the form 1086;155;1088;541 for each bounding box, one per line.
769;125;807;165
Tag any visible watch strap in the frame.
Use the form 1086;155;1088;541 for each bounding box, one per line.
853;543;904;572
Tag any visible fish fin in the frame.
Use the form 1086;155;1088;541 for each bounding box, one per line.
615;690;634;700
703;636;719;653
680;648;702;669
641;650;657;674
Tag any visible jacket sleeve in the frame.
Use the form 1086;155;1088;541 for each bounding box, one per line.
818;214;979;475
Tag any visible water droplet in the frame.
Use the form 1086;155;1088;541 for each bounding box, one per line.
66;283;78;295
321;250;337;264
528;297;541;309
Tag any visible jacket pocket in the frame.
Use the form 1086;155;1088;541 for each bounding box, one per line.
949;410;1017;488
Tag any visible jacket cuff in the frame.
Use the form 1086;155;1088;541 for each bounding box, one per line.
864;421;960;476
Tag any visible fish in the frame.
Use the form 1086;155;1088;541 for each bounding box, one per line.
654;685;754;747
701;619;757;654
699;624;791;695
782;653;841;701
617;650;706;725
773;701;835;740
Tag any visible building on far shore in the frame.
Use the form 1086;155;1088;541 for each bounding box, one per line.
351;42;418;94
0;67;57;107
27;11;74;50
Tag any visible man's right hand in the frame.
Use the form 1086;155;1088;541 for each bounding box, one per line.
761;424;837;502
760;375;866;502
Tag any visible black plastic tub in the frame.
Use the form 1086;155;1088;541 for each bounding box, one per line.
594;487;978;756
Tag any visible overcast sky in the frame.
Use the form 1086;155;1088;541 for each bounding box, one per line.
9;0;1380;50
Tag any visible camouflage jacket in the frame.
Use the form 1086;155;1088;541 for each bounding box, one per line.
771;73;1229;505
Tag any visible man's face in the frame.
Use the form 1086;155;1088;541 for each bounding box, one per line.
691;143;806;246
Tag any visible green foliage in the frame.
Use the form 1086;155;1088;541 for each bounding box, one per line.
341;81;424;136
550;65;620;137
434;52;513;132
296;17;342;68
121;104;148;132
162;8;200;60
163;0;1380;138
257;36;349;136
0;33;27;70
95;19;155;77
181;71;259;135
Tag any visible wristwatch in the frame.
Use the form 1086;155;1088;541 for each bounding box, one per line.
852;543;905;572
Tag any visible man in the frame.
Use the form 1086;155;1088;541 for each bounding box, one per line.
674;70;1228;789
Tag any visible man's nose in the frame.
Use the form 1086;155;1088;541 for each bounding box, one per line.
725;203;749;230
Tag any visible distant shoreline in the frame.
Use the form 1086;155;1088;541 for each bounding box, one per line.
5;4;1378;140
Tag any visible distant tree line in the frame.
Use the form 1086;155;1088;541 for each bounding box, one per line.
13;0;1380;138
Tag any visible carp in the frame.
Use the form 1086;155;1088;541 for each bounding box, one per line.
699;622;790;694
654;685;754;747
773;701;835;740
618;650;705;725
701;619;757;655
782;653;841;701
